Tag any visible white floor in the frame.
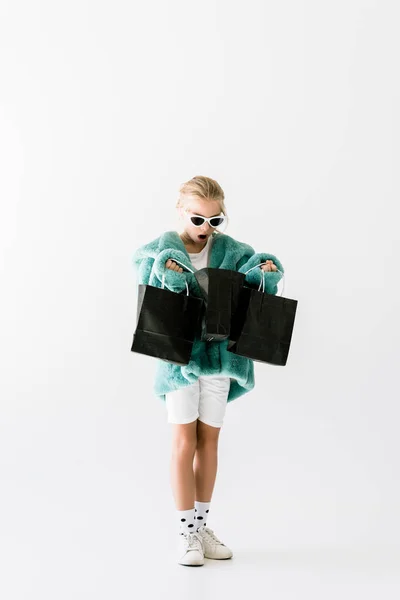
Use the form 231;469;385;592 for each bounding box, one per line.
1;494;399;599
2;403;400;600
163;545;400;600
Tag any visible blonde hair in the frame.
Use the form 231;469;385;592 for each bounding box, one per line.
176;175;227;215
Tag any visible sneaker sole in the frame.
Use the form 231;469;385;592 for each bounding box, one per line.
178;554;205;566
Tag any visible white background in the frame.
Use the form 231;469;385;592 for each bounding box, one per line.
1;1;399;598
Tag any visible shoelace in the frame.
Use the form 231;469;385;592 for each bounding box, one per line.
199;527;223;546
183;532;203;551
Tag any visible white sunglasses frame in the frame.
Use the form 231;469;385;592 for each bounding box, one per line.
183;209;228;229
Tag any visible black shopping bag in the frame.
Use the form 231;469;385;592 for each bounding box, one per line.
194;268;246;341
228;269;298;365
130;279;204;366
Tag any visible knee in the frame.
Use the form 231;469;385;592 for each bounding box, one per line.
172;433;197;457
196;420;221;449
196;433;219;450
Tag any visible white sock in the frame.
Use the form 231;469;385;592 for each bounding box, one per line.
178;507;196;535
195;500;211;530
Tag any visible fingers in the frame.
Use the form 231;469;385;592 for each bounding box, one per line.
165;259;183;273
260;260;277;272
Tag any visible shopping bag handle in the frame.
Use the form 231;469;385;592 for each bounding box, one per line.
244;263;285;297
161;259;195;296
162;259;286;296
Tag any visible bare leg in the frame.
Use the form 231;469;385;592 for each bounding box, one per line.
170;420;198;510
193;420;221;502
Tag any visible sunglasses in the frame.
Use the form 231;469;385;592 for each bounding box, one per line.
184;209;227;229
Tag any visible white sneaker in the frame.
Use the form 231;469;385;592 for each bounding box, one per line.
177;531;205;566
196;525;233;559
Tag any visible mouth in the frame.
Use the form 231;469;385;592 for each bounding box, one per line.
197;234;207;241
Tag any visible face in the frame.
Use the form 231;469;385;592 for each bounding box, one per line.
178;195;225;247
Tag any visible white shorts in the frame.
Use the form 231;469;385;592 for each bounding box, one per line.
165;376;231;428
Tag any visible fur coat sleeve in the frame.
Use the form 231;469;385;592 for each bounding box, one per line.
132;230;284;296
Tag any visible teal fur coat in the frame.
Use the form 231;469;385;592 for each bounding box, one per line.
132;230;284;403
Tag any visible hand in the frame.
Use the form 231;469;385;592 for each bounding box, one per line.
165;259;184;273
260;259;278;272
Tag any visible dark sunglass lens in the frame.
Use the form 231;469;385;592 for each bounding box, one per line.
191;216;205;226
210;217;224;227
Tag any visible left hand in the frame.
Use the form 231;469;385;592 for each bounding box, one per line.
260;259;278;272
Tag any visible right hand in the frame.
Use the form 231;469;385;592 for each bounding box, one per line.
165;259;184;273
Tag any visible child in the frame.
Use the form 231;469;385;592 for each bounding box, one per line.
132;176;284;566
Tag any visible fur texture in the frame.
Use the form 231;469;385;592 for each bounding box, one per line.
132;230;284;403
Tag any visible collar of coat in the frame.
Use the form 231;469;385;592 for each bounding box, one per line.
152;230;255;270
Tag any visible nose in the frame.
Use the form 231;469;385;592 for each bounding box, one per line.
201;223;211;233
